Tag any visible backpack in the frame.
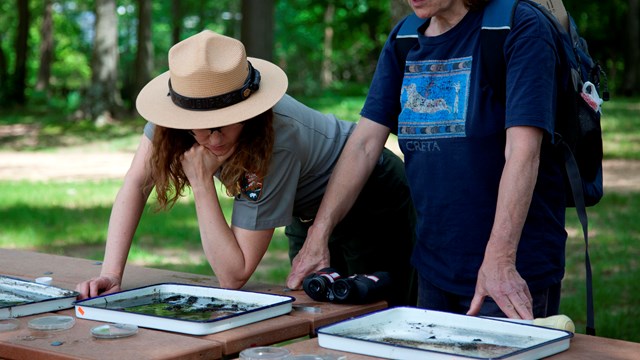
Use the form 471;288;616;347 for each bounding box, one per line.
394;0;609;335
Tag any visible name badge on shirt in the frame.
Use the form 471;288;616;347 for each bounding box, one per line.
241;172;263;201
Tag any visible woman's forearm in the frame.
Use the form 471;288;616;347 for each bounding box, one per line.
100;135;154;281
191;181;273;289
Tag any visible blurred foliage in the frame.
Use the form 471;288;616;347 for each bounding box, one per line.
0;0;636;115
562;0;631;94
275;0;390;95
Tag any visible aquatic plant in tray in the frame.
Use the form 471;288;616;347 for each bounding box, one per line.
74;283;294;335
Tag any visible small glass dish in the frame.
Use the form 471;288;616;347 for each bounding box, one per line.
91;323;139;339
239;346;291;360
28;315;75;331
0;318;20;332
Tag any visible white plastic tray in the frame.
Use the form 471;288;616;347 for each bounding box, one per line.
0;275;79;318
74;283;294;335
317;307;572;360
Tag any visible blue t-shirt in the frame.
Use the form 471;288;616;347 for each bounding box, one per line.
362;4;567;296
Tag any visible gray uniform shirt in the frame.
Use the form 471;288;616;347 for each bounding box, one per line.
144;94;354;231
232;94;354;230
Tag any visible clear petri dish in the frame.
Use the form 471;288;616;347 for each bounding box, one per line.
239;346;291;360
27;316;75;331
0;319;20;332
91;323;139;339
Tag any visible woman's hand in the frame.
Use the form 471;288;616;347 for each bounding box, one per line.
287;244;331;290
181;143;235;185
75;274;122;300
286;224;331;290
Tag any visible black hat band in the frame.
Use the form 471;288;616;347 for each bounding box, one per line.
167;61;261;111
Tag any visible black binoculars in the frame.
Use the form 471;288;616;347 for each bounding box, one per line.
302;267;391;304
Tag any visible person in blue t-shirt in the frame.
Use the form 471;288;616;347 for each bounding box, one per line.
287;0;567;320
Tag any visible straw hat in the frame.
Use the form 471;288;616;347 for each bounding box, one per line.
136;30;288;129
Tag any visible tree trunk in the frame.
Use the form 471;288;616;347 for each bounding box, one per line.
240;0;275;61
36;0;53;93
171;0;182;45
87;0;123;123
198;0;207;32
134;0;153;100
623;0;640;96
321;2;335;88
13;0;30;104
222;1;242;39
0;37;9;102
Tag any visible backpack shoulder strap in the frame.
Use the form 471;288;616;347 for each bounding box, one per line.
480;0;565;102
396;13;423;39
482;0;519;29
394;13;423;68
480;0;519;104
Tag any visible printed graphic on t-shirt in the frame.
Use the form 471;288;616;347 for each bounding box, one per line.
398;57;471;141
241;172;263;201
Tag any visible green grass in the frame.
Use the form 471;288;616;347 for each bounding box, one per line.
0;179;291;285
561;193;640;342
1;96;639;342
298;93;366;123
601;98;640;160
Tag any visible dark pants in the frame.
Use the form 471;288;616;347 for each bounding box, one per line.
286;148;417;306
417;275;561;318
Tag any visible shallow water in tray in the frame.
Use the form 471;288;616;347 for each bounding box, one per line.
0;293;31;307
0;286;53;308
93;293;261;321
336;321;546;358
380;336;522;358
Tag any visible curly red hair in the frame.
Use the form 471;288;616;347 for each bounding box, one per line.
149;110;274;210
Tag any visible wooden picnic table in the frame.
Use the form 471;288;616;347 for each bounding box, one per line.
0;310;221;360
280;332;640;360
0;249;387;359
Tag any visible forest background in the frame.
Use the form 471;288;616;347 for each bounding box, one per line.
1;0;639;115
0;0;639;345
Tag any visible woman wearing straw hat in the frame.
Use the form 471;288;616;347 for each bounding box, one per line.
76;30;416;305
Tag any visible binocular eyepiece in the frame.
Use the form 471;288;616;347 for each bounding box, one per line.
302;267;391;304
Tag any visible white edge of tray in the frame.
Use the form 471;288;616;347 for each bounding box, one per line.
1;297;78;319
74;283;295;335
318;333;570;360
0;276;79;318
317;307;572;360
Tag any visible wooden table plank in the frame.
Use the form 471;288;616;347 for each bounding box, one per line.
280;333;640;360
283;337;377;359
0;249;391;358
0;249;387;333
0;249;217;291
285;291;387;333
223;283;388;335
201;315;310;356
548;333;640;359
0;310;222;360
